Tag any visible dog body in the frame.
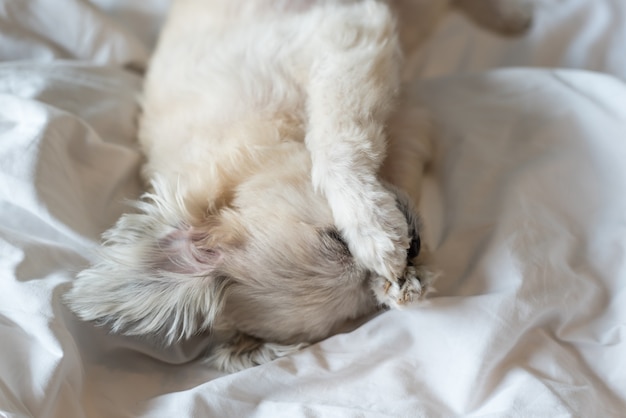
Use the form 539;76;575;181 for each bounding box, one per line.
66;0;533;372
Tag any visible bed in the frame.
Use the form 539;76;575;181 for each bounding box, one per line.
1;0;625;416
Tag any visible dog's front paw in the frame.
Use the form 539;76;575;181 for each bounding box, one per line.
339;188;410;281
372;264;436;309
456;0;534;37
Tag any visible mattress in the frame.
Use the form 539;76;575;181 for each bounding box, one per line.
1;0;625;416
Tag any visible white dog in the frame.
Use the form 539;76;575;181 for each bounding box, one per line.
65;0;533;372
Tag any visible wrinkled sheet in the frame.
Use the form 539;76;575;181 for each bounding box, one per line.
1;0;626;417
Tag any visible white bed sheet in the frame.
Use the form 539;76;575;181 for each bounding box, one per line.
1;0;625;417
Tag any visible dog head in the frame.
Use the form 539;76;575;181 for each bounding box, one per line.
65;156;423;346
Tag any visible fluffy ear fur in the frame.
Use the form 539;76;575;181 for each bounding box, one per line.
64;179;230;345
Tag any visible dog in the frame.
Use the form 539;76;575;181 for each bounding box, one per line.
65;0;533;372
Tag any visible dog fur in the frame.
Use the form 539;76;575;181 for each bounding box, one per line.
65;0;533;372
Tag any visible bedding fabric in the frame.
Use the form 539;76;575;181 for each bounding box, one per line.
1;0;626;417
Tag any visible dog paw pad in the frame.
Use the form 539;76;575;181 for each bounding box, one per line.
374;264;437;309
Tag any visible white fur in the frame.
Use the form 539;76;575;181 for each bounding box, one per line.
65;0;533;372
139;0;410;281
66;178;229;345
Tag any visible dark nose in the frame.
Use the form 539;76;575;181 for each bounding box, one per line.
407;233;421;262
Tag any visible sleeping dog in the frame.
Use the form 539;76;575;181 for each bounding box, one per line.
65;0;533;372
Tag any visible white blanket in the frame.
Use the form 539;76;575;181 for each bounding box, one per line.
1;0;626;417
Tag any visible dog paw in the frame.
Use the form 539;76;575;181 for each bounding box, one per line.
456;0;534;37
340;189;410;281
206;333;307;373
372;264;436;309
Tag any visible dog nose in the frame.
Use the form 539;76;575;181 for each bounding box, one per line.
407;233;420;261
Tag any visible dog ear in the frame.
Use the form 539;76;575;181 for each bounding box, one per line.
64;184;232;345
149;225;222;275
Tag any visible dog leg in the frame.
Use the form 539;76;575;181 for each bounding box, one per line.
381;97;434;209
452;0;534;36
304;2;409;283
377;93;439;308
206;332;308;373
